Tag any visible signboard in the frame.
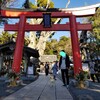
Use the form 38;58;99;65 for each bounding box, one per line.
27;66;34;75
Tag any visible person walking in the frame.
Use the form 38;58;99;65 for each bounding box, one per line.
89;60;99;83
44;62;49;76
59;50;70;87
51;61;58;80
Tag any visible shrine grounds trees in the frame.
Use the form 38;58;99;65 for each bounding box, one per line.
90;8;100;41
80;8;100;62
0;31;12;44
44;36;72;56
0;32;29;46
90;8;100;58
88;8;100;58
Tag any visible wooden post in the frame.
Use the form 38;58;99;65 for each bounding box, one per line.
69;15;82;75
12;15;26;73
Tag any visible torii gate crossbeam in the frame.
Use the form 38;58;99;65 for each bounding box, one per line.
4;23;92;31
0;3;100;75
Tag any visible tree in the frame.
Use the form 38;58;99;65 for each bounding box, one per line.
44;36;72;57
89;8;100;41
0;31;30;46
0;31;12;44
58;36;72;55
25;0;70;56
0;0;16;25
23;0;30;8
88;8;100;59
79;8;100;61
44;39;58;55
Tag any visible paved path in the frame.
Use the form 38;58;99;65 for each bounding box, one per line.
3;74;73;100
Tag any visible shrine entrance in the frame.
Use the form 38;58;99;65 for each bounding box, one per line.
0;3;100;75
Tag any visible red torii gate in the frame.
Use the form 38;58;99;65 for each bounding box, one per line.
0;3;100;75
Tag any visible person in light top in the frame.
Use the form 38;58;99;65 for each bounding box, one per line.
59;50;70;87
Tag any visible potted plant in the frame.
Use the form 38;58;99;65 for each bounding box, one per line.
8;71;19;86
75;69;88;88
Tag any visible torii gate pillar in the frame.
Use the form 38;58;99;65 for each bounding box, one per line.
12;15;26;73
70;15;82;74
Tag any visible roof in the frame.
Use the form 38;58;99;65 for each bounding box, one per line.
24;46;39;58
0;41;39;58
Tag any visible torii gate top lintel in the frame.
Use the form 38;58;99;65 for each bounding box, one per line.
0;3;100;18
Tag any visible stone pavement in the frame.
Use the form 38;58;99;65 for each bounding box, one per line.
3;73;73;100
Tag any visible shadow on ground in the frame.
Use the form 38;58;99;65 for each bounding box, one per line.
69;80;100;100
0;75;38;100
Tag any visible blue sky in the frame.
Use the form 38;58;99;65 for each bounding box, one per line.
52;0;100;8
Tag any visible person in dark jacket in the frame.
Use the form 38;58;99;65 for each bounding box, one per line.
59;50;70;87
44;62;49;76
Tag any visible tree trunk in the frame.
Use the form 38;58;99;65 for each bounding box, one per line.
28;31;36;49
36;34;47;56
